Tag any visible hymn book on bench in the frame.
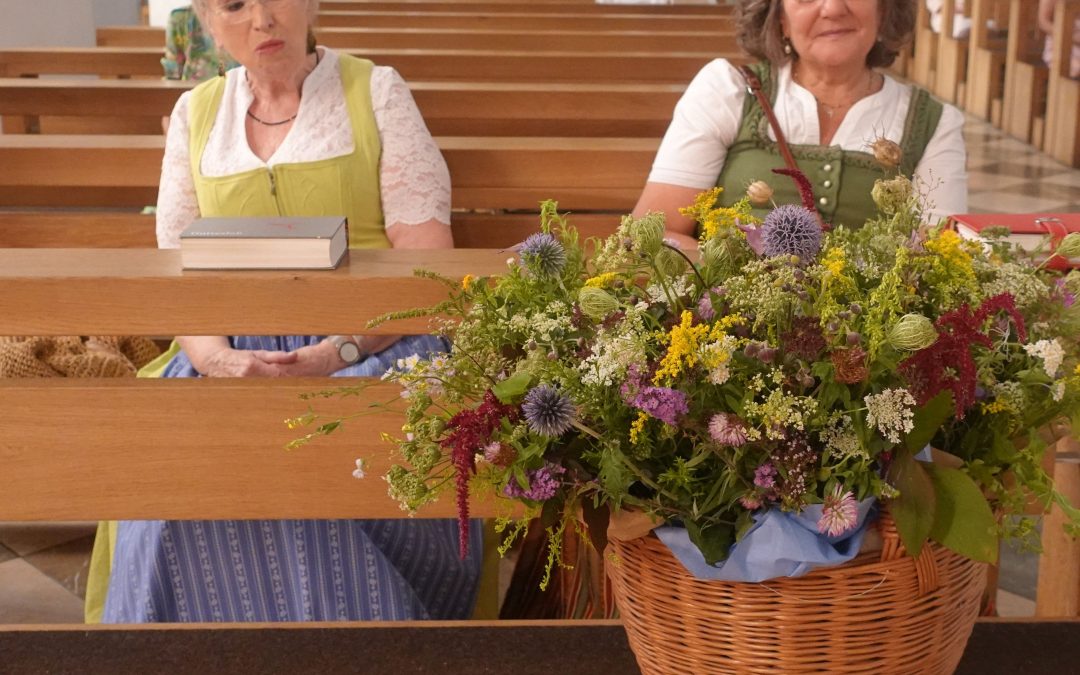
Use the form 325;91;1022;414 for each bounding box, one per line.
951;213;1080;270
179;216;348;270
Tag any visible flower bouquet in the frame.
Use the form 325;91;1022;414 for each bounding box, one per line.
295;165;1080;673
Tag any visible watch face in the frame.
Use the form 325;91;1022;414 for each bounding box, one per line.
339;341;361;364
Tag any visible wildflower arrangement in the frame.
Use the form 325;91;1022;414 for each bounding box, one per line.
296;167;1080;579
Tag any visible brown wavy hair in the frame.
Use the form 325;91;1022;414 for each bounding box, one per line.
734;0;915;69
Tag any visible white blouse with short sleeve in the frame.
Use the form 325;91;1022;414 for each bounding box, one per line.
155;48;450;249
647;59;968;223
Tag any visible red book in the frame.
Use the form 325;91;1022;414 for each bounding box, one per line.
949;213;1080;270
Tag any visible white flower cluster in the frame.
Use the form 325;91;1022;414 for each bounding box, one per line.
864;388;917;444
530;300;574;343
645;274;692;305
580;310;648;388
1024;338;1065;378
700;334;739;385
820;413;868;461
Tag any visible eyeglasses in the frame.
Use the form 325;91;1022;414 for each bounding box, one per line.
212;0;296;25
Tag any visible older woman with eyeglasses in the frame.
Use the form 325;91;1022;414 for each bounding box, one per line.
88;0;481;624
634;0;967;248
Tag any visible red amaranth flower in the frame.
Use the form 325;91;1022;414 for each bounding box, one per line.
899;293;1024;418
441;390;520;558
772;167;829;231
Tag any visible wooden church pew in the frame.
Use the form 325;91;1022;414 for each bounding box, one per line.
95;25;732;53
932;0;970;104
0;211;621;250
0;47;721;84
0;134;657;211
911;0;938;89
964;0;1009;123
314;10;731;32
1000;0;1049;145
1043;0;1080;167
318;0;734;15
0;78;685;138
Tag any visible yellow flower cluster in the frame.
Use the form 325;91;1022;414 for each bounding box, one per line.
654;311;708;384
924;230;976;281
677;187;758;241
462;274;475;291
981;401;1010;415
584;272;619;288
629;411;649;445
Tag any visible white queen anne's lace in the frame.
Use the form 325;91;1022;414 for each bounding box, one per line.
864;388;916;445
156;49;450;249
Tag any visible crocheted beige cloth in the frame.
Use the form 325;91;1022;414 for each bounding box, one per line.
0;336;162;378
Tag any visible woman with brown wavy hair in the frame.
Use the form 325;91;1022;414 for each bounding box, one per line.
634;0;967;247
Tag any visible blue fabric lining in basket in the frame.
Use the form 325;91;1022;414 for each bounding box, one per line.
653;497;877;582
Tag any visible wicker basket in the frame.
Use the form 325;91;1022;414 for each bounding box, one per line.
606;514;986;674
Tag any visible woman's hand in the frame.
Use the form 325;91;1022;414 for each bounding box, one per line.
277;335;404;376
178;336;296;377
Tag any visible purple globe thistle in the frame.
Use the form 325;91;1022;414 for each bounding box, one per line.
522;384;576;437
761;204;823;261
518;233;566;277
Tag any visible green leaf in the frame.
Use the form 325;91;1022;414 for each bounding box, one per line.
684;519;735;566
492;371;532;403
904;390;953;453
885;451;936;557
926;465;999;563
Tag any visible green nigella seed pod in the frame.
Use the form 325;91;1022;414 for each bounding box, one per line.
1055;232;1080;259
888;314;938;351
654;247;687;278
628;214;665;256
870;176;914;215
577;286;620;319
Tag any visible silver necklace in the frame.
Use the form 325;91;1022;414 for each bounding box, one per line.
246;50;320;127
799;70;878;119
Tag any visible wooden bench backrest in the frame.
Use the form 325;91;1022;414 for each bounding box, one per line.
0;47;721;83
0;78;686;137
318;0;733;14
0;135;657;210
0;248;512;520
95;25;731;52
0;211;621;250
315;10;731;31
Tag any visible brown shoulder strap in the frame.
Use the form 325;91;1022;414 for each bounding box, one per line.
738;64;799;172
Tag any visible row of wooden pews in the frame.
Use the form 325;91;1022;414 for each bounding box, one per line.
908;0;1080;167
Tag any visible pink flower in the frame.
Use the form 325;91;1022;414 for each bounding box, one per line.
817;483;858;537
740;494;763;510
708;413;748;446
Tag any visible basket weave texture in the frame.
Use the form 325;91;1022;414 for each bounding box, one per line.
606;515;986;675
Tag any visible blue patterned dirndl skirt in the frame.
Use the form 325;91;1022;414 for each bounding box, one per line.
102;334;482;622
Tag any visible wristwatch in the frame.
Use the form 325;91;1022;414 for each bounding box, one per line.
327;335;362;365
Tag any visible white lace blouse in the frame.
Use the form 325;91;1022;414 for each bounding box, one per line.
156;48;451;249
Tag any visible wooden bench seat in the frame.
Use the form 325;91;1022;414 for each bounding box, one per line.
96;25;732;52
0;47;723;83
0;135;657;210
0;78;685;137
